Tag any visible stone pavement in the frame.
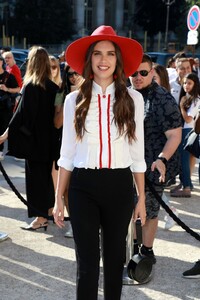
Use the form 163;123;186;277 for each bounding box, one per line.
0;156;200;300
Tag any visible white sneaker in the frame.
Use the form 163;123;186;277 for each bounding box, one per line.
164;206;179;230
0;232;8;242
64;222;73;238
0;151;4;161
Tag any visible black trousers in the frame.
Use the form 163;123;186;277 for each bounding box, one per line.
25;160;55;218
68;168;134;300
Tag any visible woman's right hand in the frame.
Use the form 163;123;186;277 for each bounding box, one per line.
0;129;9;144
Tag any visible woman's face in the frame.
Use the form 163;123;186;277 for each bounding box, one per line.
91;40;117;86
183;78;194;94
153;70;161;85
4;54;14;67
50;60;59;79
68;68;82;86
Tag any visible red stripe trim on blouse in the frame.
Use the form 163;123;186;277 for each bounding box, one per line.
107;94;111;168
98;94;103;168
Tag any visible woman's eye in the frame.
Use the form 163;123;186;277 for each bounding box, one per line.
108;52;115;56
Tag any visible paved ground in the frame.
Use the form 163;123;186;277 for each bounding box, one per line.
0;156;200;300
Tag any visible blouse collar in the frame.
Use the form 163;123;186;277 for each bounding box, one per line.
92;81;115;97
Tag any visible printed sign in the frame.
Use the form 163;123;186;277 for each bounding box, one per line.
187;5;200;31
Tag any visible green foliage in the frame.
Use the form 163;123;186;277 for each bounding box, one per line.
186;0;200;5
134;0;189;38
9;0;75;44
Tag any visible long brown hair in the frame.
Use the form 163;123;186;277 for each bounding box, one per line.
179;72;200;109
75;41;136;142
23;46;51;89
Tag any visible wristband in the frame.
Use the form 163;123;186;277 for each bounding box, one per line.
157;157;168;166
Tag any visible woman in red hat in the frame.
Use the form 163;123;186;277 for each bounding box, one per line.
53;25;146;300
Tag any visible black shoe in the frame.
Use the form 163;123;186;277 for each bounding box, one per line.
166;177;176;187
182;261;200;278
21;221;48;231
140;245;156;264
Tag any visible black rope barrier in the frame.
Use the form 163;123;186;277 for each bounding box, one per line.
145;176;200;242
0;161;70;222
0;160;199;241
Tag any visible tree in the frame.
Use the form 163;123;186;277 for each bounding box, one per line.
133;0;189;50
9;0;75;45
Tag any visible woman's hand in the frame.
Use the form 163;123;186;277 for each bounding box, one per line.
53;168;71;228
0;129;9;145
52;195;65;228
133;195;146;226
0;84;8;92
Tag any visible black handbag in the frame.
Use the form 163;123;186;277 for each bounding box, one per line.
127;220;153;284
6;90;34;159
183;129;200;158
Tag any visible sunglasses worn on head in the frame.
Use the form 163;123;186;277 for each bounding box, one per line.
131;70;151;77
68;71;79;78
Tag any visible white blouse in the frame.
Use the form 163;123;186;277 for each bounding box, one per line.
183;98;200;129
58;81;146;173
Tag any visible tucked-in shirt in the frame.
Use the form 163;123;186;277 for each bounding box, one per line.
58;81;146;173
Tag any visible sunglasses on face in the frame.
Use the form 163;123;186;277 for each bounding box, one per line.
51;65;57;70
131;70;151;77
68;71;79;78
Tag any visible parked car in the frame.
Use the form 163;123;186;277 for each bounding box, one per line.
12;50;28;61
146;52;174;66
15;58;27;78
147;51;200;66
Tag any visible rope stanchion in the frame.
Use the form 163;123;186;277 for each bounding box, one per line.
146;176;200;242
0;161;70;222
0;160;199;240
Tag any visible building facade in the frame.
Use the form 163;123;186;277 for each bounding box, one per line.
71;0;136;37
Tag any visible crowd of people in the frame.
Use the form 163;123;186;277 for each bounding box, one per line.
0;26;200;299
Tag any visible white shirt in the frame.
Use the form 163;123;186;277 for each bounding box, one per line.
167;67;177;82
170;77;181;104
183;98;200;129
58;81;146;173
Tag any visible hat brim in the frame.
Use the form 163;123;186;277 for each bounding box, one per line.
66;35;143;78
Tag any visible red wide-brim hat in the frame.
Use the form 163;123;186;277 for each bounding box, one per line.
66;25;143;78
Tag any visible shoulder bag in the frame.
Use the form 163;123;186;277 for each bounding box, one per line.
6;88;34;159
183;129;200;158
